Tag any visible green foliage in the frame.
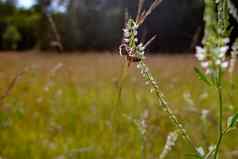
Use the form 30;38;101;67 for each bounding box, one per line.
203;0;218;46
194;67;212;86
195;0;238;158
202;0;231;50
227;113;238;129
0;2;41;50
2;25;21;50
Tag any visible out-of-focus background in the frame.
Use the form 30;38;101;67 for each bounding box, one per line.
0;0;237;52
0;0;238;159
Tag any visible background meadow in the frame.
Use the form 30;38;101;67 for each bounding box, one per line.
0;52;237;159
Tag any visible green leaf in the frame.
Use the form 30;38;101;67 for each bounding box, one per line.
194;67;212;86
227;113;238;128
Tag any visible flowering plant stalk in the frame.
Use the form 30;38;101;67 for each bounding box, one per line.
159;131;178;159
195;0;238;158
119;0;199;156
119;0;238;158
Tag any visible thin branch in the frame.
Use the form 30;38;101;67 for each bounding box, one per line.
0;70;26;106
47;14;63;52
139;0;163;25
144;35;157;48
42;3;63;52
136;0;145;22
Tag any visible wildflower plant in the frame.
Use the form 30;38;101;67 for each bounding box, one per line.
194;0;238;158
159;131;178;159
195;0;230;78
119;0;199;156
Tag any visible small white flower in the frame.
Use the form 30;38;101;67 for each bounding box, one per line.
150;88;155;93
124;38;129;43
223;38;230;44
201;109;209;120
160;131;178;159
195;47;206;61
137;64;142;69
138;43;143;47
139;51;145;55
196;52;206;61
219;46;229;57
215;59;221;65
232;43;238;51
138;44;145;51
135;38;138;42
201;61;209;68
123;28;129;32
196;147;205;157
221;61;229;69
124;31;130;38
196;46;205;54
134;30;138;36
144;67;149;72
132;23;139;30
206;69;212;74
208;145;216;152
145;81;150;85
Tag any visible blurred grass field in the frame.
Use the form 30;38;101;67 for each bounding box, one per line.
0;52;238;159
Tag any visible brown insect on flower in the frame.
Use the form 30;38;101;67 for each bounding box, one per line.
119;43;142;66
127;54;143;67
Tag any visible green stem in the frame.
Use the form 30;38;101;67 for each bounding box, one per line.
139;62;198;155
214;82;224;159
141;134;146;159
115;58;129;106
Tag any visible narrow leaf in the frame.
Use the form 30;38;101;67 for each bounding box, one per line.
227;113;238;128
194;67;212;86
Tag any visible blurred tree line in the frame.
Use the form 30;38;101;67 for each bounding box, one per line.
0;0;237;52
0;0;40;50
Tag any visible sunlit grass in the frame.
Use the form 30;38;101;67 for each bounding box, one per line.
0;52;237;159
